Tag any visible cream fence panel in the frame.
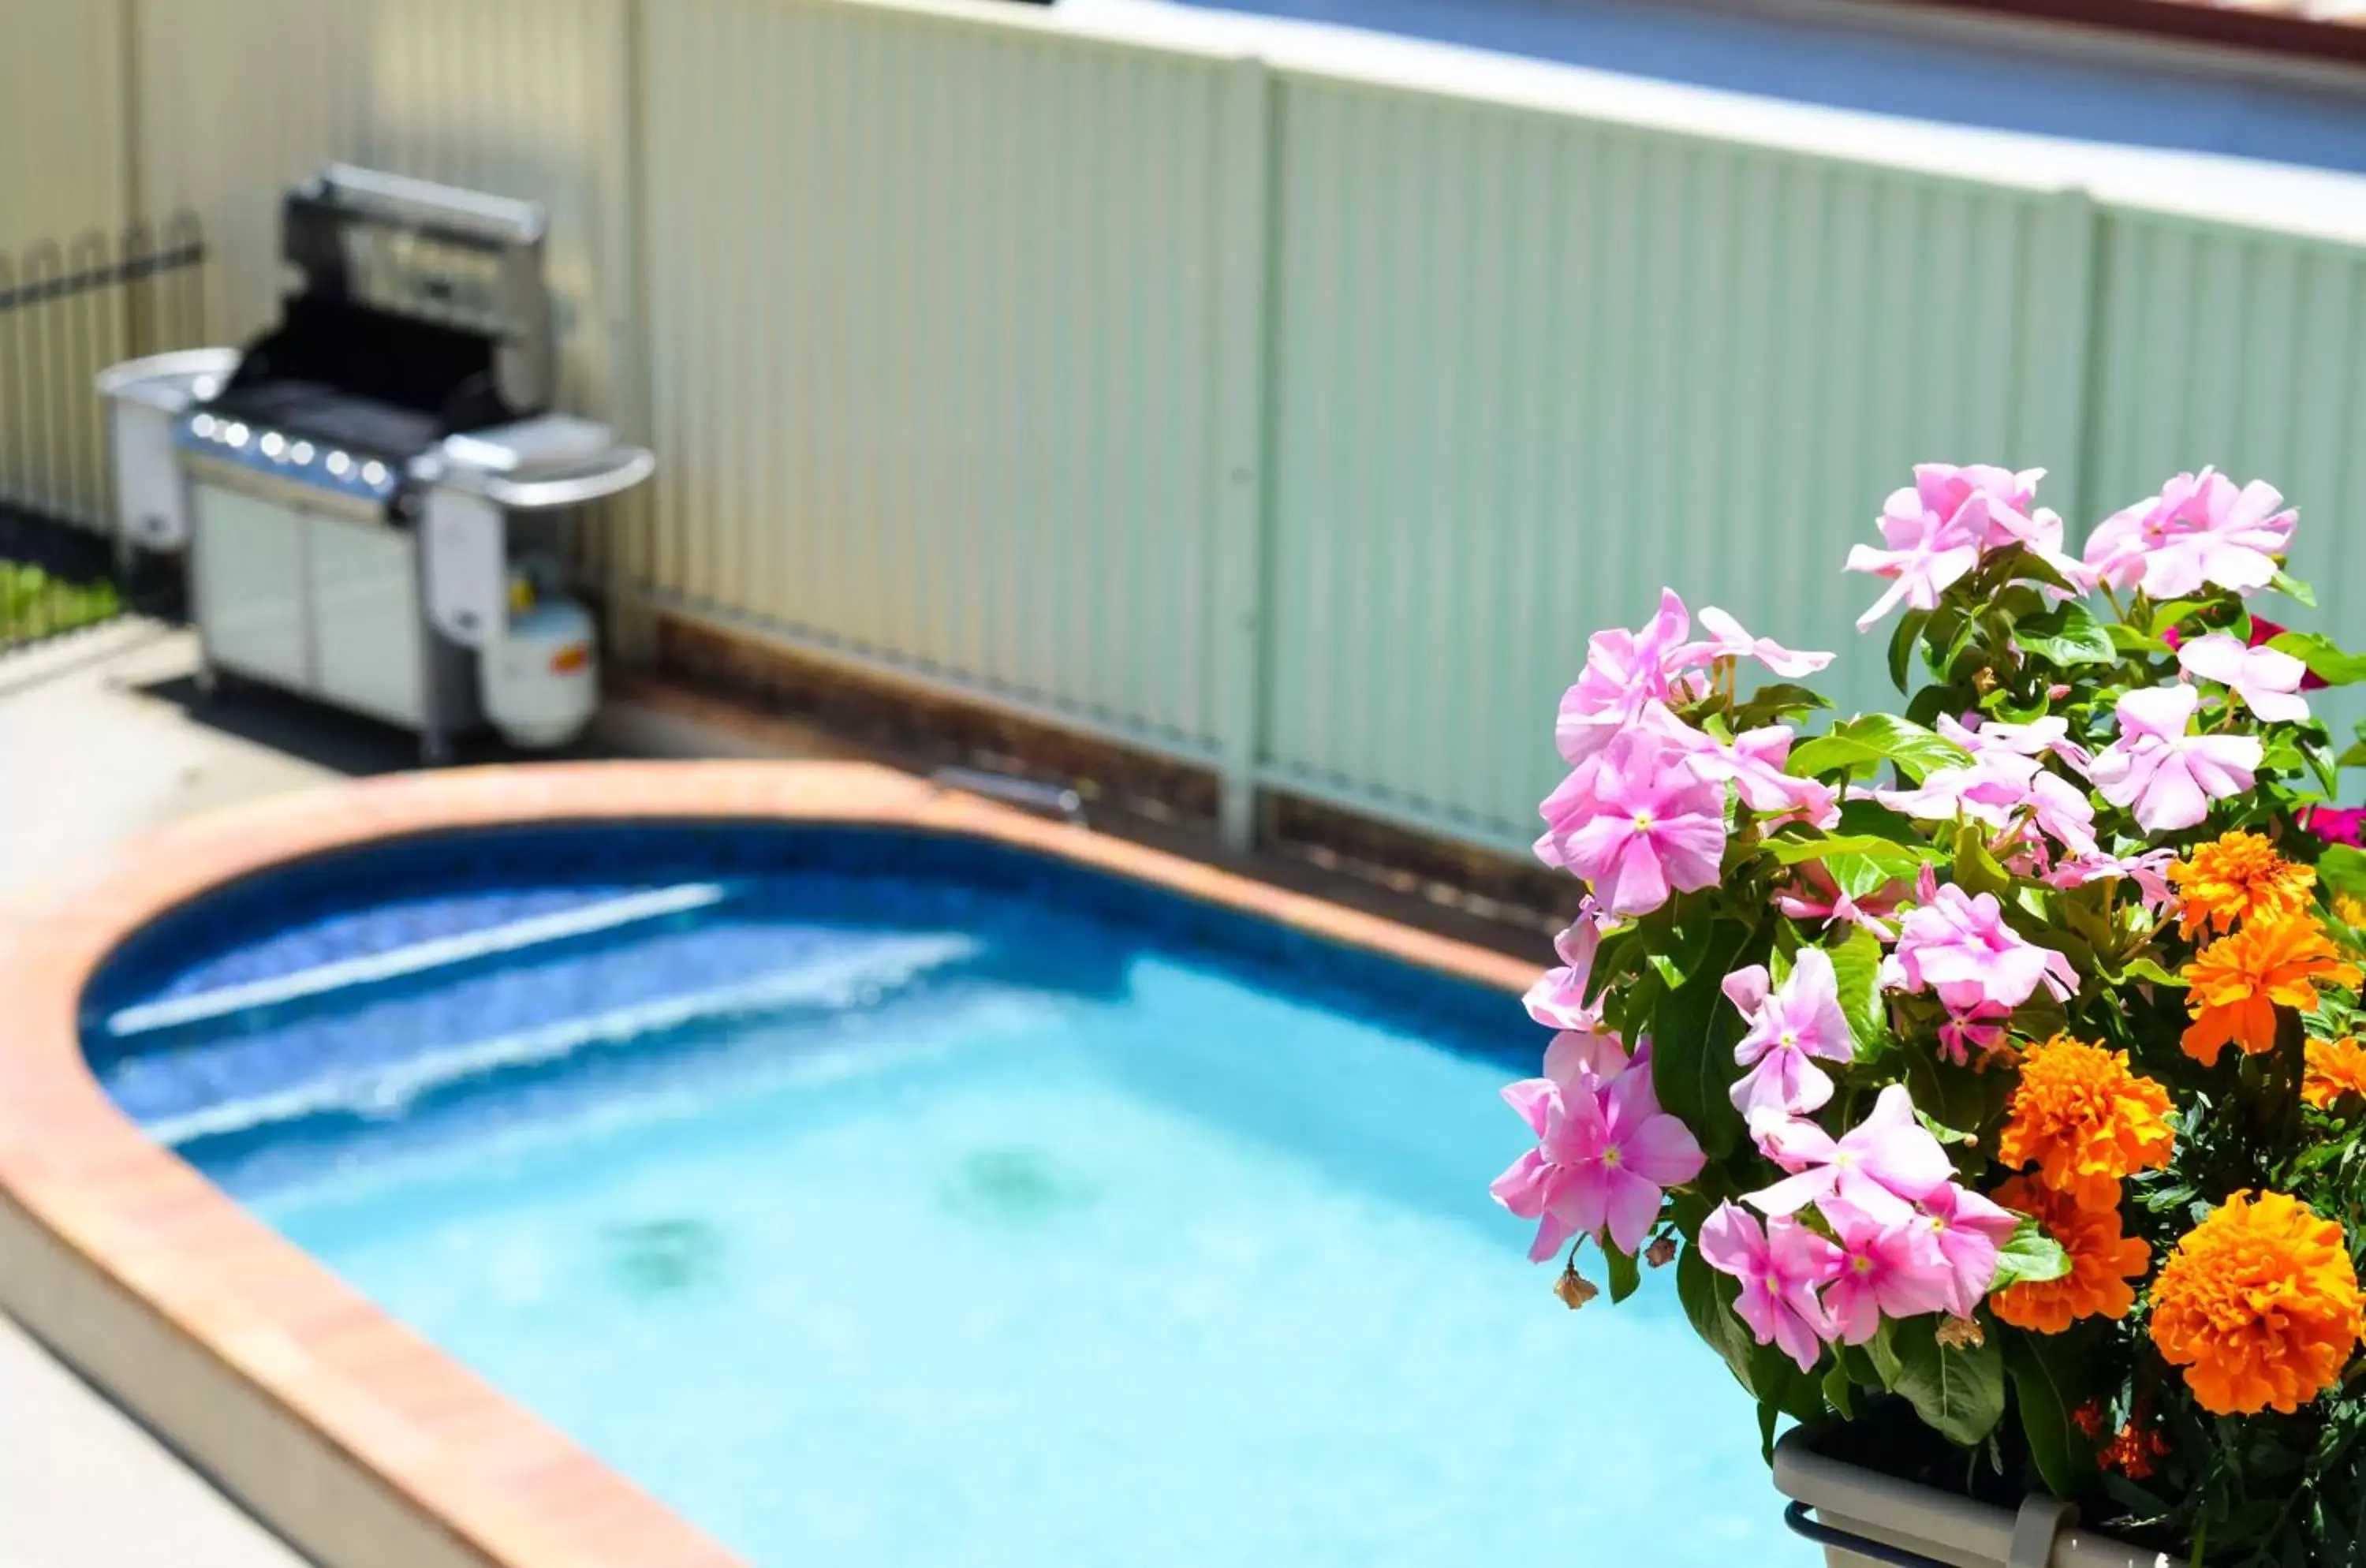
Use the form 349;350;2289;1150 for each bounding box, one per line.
126;0;633;424
0;0;132;526
632;0;1260;782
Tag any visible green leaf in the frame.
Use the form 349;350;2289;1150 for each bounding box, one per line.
2320;846;2366;905
2013;602;2116;668
1988;1217;2073;1290
1950;823;2013;901
2119;956;2186;988
1916;1110;1977;1145
1789;715;1974;786
1822;1363;1857;1421
2148;597;2218;638
1879;1316;2007;1447
1828;926;1890;1061
2268;631;2366;688
2004;1331;2099;1501
1889;609;1933;696
1648;918;1718;991
2107;623;2170;658
1677;1243;1758;1397
1763;832;1932;900
2273;569;2319;610
1606;1242;1642;1305
1733;683;1834;730
1651;920;1756;1159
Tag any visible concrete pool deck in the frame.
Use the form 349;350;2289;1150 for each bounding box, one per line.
0;622;362;1568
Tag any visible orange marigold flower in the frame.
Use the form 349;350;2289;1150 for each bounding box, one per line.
2304;1037;2366;1111
2149;1190;2365;1416
1995;1035;2174;1210
2165;831;2315;938
1991;1177;2149;1335
2181;915;2363;1067
2098;1422;2166;1481
2070;1399;2107;1439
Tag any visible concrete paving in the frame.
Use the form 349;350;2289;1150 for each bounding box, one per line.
0;622;350;1566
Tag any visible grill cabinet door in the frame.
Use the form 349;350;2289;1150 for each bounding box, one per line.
192;483;308;689
304;511;426;728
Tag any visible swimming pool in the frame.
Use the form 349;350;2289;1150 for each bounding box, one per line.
28;766;1810;1568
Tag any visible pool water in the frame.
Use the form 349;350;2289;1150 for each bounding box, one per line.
84;827;1808;1567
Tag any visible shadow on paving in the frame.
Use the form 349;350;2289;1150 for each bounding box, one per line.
132;671;612;778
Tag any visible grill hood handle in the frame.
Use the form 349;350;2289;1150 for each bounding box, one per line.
459;447;656;513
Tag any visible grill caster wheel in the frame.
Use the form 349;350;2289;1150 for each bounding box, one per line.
420;732;454;767
192;663;221;703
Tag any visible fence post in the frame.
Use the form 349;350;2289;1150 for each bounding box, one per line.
1210;55;1274;853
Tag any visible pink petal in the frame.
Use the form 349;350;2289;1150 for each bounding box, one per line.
1697;1200;1767;1278
1527;1211;1578;1264
1604;1169;1666;1256
1500;1078;1558;1137
1622;1111;1707;1185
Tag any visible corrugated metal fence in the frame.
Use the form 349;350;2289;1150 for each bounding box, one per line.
5;0;2364;856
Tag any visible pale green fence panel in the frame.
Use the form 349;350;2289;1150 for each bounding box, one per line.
2085;207;2366;625
634;0;1255;765
1258;71;2093;853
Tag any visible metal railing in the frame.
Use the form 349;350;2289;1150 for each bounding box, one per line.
0;215;203;653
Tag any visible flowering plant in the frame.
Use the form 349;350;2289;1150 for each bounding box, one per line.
1494;464;2366;1562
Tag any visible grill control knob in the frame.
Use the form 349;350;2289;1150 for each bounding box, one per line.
259;432;286;461
360;461;389;489
289;442;315;465
327;452;353;479
223;423;249;450
190;414;217;439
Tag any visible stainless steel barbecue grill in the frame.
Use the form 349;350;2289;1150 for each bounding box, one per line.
99;166;653;760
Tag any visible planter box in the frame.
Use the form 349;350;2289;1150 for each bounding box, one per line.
1772;1426;2161;1568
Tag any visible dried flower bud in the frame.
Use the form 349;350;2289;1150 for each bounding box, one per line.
1935;1316;1986;1351
1554;1264;1599;1311
2047;683;2073;701
1644;1237;1678;1269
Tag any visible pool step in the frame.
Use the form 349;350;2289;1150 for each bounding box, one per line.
105;882;733;1038
141;932;981;1147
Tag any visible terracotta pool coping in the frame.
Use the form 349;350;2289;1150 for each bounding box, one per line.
0;760;1536;1568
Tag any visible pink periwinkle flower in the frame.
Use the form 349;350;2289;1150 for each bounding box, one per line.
1915;1182;2020;1318
1541;730;1728;917
2089;684;2263;834
1871;715;2097;858
2303;806;2366;850
1774;862;1905;941
1721;947;1855;1118
2163;614;2327;689
2083;469;2296;599
1935;1002;2013;1067
1819;1198;1957;1346
1677;721;1841;830
1747;1085;1956;1229
2178;632;2309;724
1845;464;2083;630
2042;847;2178;913
1880;883;2079;1016
1491;1048;1706;1261
1555;589;1692;766
1699;1201;1843;1373
1673;605;1835;679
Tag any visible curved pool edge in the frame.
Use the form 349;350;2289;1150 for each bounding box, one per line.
0;760;1536;1568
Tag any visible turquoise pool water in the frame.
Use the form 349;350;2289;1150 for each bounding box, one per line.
87;827;1807;1567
